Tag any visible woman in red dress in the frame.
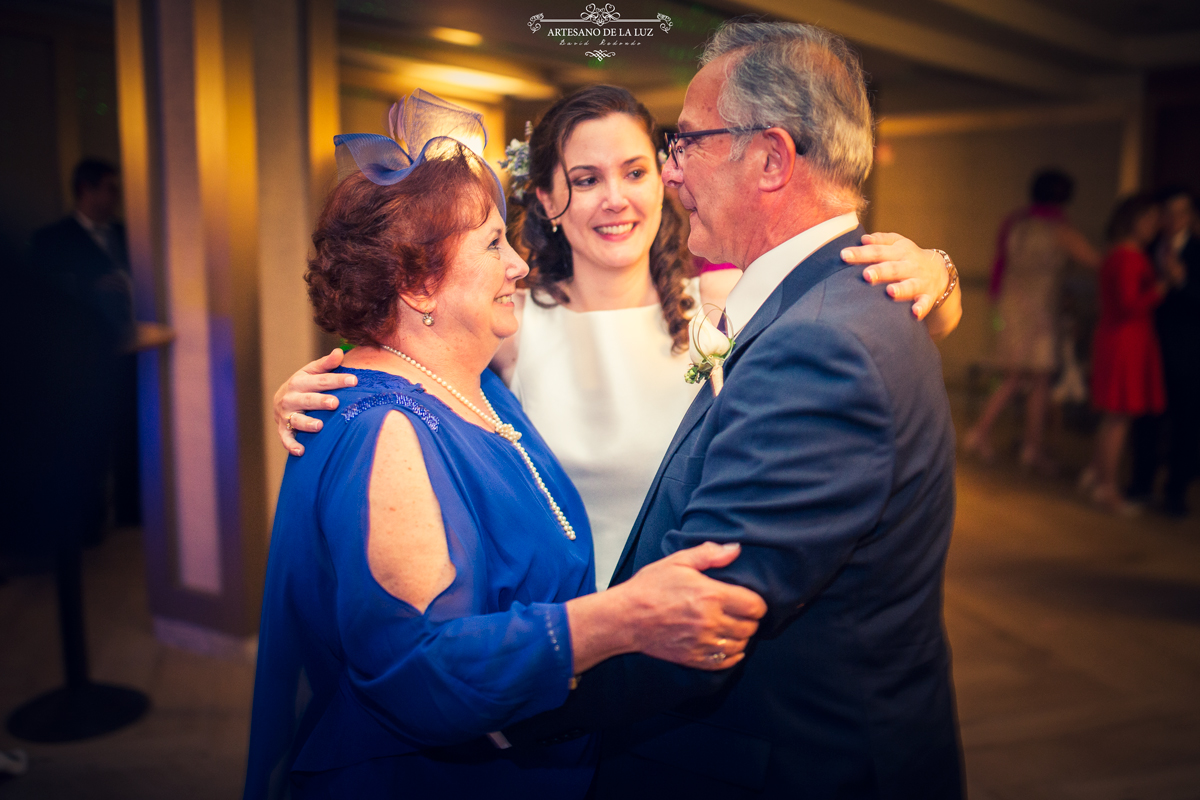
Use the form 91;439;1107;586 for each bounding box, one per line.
1083;194;1178;511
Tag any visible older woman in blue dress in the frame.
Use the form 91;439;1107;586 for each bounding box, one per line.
244;93;765;800
274;86;963;590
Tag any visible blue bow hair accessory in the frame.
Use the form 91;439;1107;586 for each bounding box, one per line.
334;89;506;218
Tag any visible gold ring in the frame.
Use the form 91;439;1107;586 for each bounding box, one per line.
715;637;728;648
286;412;297;431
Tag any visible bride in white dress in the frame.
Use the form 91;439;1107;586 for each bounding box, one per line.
275;85;962;589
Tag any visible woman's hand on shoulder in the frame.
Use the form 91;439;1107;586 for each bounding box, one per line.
843;232;962;339
275;348;358;456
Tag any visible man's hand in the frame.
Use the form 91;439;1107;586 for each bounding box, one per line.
275;348;357;456
842;232;949;320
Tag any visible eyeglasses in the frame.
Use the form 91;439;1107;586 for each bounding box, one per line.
662;125;775;168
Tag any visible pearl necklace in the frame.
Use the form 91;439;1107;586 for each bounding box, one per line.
380;344;577;541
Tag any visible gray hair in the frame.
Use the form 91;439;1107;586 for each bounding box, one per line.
700;21;873;203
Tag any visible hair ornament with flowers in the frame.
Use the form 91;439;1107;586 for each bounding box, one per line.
334;88;506;217
499;121;533;201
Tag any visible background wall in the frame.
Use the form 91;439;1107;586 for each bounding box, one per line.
0;21;120;256
872;117;1125;386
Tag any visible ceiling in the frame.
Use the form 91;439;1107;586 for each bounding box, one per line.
337;0;1200;120
7;0;1198;120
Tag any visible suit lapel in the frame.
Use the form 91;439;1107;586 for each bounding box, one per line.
609;227;867;585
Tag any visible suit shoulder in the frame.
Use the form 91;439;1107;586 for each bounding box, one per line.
32;217;81;239
29;218;86;256
772;266;943;388
777;265;919;339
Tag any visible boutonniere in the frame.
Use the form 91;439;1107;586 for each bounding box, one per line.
685;305;735;396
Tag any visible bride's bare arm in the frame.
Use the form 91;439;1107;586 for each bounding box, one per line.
701;234;963;341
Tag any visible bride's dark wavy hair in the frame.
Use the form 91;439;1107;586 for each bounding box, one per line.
510;85;694;353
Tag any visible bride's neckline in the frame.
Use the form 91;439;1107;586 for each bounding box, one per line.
522;283;694;316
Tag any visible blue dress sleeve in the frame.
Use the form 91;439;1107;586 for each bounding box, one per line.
316;401;576;747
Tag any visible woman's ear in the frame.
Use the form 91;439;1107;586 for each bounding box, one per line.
398;290;436;317
534;187;556;221
758;128;797;193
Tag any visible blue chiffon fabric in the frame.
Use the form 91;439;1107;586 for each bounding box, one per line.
243;367;597;799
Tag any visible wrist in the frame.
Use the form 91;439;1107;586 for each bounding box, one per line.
564;589;639;673
598;581;646;654
931;250;950;295
930;249;958;312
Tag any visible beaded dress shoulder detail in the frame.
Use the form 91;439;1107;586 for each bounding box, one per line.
335;368;442;432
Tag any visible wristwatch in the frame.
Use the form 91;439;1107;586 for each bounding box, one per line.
930;249;958;312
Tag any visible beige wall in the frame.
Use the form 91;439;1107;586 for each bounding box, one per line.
870;118;1125;385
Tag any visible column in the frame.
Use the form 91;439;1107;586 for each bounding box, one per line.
113;0;332;655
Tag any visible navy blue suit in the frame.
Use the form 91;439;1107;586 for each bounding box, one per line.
508;228;963;798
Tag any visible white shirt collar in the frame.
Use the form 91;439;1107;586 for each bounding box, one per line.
75;210;113;254
723;212;859;334
75;210;105;232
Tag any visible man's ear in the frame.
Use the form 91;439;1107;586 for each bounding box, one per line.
758;128;797;193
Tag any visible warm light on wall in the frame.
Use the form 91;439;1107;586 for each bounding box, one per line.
429;27;483;47
401;60;556;100
341;48;557;104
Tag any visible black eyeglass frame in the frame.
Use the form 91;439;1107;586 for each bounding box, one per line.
662;125;777;167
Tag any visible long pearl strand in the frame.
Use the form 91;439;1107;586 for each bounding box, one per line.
380;344;577;541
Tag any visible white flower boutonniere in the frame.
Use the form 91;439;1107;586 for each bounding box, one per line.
685;305;735;396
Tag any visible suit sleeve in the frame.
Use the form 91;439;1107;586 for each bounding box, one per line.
664;319;896;627
505;320;896;744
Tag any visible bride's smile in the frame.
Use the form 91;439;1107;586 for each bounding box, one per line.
537;113;664;278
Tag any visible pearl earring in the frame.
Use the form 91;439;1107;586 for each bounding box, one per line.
551;221;559;233
422;312;434;326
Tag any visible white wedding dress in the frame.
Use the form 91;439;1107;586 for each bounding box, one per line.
509;279;703;589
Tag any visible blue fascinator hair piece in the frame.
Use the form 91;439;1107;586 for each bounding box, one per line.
333;89;506;218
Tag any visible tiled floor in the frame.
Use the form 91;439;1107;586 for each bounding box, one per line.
1;459;1198;798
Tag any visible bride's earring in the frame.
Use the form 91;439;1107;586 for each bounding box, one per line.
551;220;559;233
422;312;434;326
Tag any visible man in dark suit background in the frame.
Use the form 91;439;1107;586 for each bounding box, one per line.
26;159;139;545
30;159;133;350
507;21;963;798
1129;187;1200;517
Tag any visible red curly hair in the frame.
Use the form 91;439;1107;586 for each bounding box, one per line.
306;148;493;346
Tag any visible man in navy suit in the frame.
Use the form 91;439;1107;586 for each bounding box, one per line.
507;21;964;798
